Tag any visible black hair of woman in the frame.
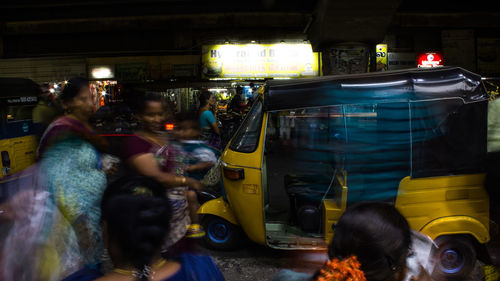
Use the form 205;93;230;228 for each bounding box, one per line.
135;91;164;114
60;77;89;103
101;176;172;281
327;202;411;281
199;91;212;108
175;110;197;121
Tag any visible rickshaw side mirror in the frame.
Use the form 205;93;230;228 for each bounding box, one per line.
223;166;245;181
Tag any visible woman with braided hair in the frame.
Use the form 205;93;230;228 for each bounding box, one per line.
273;202;433;281
62;176;225;281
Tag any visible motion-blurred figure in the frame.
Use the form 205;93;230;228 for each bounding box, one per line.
485;97;500;280
62;176;225;281
175;112;219;238
1;77;111;281
121;92;202;257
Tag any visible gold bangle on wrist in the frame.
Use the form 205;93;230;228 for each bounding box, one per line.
181;176;187;185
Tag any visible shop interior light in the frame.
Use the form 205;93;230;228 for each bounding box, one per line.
49;88;55;93
91;67;113;79
208;88;223;92
53;84;59;89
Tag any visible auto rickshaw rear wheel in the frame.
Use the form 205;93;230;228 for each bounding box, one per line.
201;215;243;250
432;235;477;281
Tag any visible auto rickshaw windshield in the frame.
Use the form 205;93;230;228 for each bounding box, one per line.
229;101;263;153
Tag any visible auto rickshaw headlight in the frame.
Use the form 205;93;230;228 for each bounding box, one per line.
223;166;245;181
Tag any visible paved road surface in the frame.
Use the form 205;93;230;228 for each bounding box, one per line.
200;242;485;281
204;244;326;281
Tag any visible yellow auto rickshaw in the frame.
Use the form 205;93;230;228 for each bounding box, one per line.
0;78;40;178
199;67;490;279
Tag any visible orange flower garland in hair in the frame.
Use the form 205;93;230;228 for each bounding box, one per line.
315;256;366;281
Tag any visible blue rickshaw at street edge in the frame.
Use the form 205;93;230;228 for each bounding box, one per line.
198;67;491;280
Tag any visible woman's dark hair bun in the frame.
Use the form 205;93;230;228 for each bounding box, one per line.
133;91;163;114
328;202;411;281
60;77;89;103
199;91;212;108
101;176;172;281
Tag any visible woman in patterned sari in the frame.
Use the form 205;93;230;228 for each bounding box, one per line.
121;92;203;258
1;77;109;281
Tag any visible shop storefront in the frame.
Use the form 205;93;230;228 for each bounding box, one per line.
200;42;321;111
201;42;321;80
88;65;121;112
86;55;202;114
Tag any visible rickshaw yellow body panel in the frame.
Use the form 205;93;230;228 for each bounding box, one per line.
198;197;239;226
323;173;348;244
396;174;490;243
221;148;263;169
0;135;37;177
219;113;267;245
420;216;489;243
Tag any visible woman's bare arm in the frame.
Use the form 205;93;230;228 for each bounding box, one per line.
128;153;202;190
211;121;221;135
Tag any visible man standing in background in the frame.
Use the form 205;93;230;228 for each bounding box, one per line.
32;83;60;141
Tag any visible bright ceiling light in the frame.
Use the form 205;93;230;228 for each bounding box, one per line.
91;67;114;79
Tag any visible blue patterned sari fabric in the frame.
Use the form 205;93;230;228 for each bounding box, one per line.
0;117;107;281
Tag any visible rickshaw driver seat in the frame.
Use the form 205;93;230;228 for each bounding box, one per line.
284;173;333;233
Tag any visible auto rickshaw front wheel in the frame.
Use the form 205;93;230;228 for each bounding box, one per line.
201;215;244;250
432;235;477;281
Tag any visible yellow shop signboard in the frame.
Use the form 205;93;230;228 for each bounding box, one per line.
376;44;388;71
202;43;320;79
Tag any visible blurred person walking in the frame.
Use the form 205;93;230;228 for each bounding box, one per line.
121;92;203;257
38;76;111;269
62;176;226;281
484;96;500;281
1;77;112;281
